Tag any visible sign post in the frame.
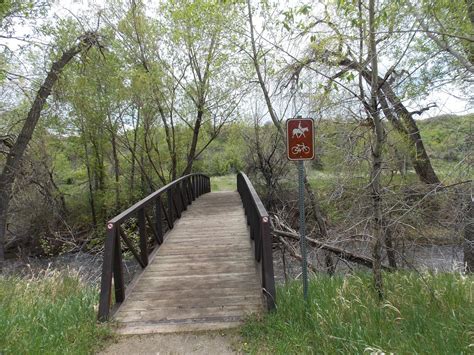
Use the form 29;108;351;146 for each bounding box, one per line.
286;117;314;301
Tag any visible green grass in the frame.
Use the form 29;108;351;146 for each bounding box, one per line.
242;272;474;354
0;271;111;354
211;174;236;191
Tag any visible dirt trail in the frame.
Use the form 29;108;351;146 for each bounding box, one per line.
99;331;242;355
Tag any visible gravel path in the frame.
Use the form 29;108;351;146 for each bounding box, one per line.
98;331;242;355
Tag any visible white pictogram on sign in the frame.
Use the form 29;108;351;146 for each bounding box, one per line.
291;143;310;155
292;122;309;139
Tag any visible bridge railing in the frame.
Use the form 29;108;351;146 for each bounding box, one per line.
237;172;276;310
98;173;211;321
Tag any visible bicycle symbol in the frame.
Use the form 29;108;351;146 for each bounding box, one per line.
291;143;310;155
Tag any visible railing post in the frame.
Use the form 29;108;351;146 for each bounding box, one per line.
191;175;196;200
173;186;182;218
155;197;163;244
261;216;276;310
176;181;188;212
113;229;125;303
186;178;193;204
138;208;148;266
197;175;201;196
98;223;117;321
167;188;174;228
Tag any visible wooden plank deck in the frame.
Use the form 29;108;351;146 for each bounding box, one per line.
113;191;263;334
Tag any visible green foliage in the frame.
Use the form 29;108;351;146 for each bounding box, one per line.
0;272;111;354
242;272;474;354
211;174;237;191
418;113;473;161
196;122;248;176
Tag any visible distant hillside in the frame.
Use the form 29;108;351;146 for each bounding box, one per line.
418;113;473;161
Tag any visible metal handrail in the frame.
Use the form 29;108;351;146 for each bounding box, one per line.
98;173;211;321
237;172;276;310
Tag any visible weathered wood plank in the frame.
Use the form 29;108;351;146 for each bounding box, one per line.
115;319;244;335
120;295;262;310
124;287;262;301
115;305;261;323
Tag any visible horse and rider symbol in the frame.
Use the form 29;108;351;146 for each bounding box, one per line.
292;121;309;139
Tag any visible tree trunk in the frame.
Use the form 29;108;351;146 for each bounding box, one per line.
384;222;398;269
464;199;474;273
368;0;384;299
359;68;441;185
0;33;97;265
83;135;98;230
380;83;441;185
130;106;140;201
182;105;204;176
109;119;121;213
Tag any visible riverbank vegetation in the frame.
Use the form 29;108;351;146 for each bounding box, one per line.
0;270;110;354
242;272;474;354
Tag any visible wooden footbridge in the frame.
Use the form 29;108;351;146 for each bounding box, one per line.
98;173;275;334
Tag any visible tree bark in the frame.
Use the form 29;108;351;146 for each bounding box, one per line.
368;0;384;299
340;58;441;185
82;132;98;230
384;221;398;269
464;199;474;273
379;82;441;185
0;33;98;265
130;106;140;200
107;113;121;213
182;104;204;176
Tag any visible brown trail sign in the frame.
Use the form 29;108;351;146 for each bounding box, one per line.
286;118;315;161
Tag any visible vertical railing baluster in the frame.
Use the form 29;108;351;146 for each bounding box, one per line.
167;188;174;227
179;182;186;211
191;176;196;200
113;228;125;302
138;208;148;266
186;178;193;204
174;186;182;218
155;197;163;244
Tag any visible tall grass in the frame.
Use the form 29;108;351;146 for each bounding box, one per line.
0;270;111;354
242;272;474;354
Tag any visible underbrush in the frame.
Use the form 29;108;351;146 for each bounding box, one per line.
211;174;237;191
0;270;111;354
242;272;474;354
